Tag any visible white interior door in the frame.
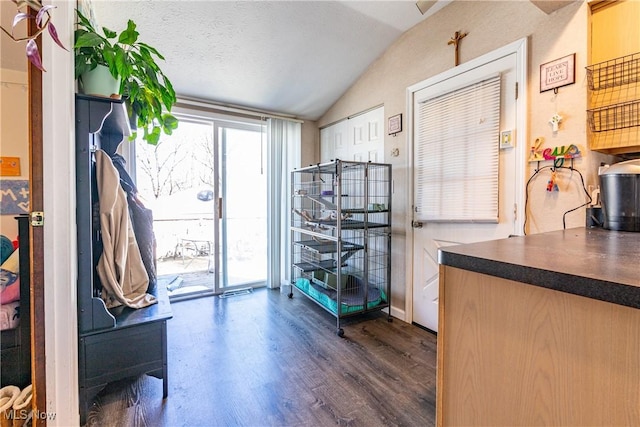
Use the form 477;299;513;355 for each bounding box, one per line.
412;52;520;332
320;106;384;163
348;107;384;162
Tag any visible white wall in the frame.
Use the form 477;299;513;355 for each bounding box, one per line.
319;1;616;313
42;1;78;425
300;120;318;167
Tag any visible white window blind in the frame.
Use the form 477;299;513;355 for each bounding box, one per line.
415;74;501;222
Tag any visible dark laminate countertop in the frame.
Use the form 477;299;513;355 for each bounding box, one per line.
438;227;640;309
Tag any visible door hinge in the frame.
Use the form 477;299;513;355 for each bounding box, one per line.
515;82;519;100
31;211;44;227
412;220;423;229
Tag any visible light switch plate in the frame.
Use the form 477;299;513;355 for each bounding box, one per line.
500;129;514;149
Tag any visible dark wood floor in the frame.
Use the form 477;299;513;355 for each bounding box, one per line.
85;288;438;427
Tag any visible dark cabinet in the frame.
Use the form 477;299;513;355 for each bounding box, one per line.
0;215;31;388
75;94;172;423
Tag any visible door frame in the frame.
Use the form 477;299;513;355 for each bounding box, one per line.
26;12;46;424
404;37;528;324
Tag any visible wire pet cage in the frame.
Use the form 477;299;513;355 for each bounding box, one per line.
289;160;392;337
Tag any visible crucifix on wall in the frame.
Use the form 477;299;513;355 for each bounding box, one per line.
448;30;468;66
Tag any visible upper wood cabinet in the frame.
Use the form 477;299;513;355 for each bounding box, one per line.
590;0;640;63
588;0;640;155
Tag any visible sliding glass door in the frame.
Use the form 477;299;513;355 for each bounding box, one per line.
215;122;267;291
136;116;267;298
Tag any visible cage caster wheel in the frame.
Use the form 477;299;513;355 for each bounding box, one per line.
337;328;344;337
288;292;293;298
387;317;393;323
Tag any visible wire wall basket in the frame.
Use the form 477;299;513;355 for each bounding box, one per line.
586;52;640;91
587;100;640;132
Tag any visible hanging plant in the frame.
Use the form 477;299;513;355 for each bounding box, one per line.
0;0;67;71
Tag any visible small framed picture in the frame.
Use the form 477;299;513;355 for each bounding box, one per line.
388;114;402;135
540;53;575;93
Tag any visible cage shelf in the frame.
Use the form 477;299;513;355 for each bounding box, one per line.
294;240;364;253
293;260;340;272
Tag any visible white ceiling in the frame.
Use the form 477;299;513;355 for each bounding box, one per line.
2;1;573;120
91;0;450;120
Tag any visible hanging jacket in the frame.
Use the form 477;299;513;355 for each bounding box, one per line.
95;149;156;309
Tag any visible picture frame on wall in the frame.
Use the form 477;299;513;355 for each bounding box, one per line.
540;53;575;93
388;114;402;135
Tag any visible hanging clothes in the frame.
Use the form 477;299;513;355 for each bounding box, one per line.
110;154;158;292
95;149;156;309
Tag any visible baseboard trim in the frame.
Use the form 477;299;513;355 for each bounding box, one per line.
390;305;406;323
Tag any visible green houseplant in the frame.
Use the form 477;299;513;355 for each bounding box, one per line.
74;10;178;145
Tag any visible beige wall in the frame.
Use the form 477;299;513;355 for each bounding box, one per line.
318;1;616;313
300;120;319;167
0;68;29;240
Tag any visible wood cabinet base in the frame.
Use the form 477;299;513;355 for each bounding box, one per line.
437;266;640;426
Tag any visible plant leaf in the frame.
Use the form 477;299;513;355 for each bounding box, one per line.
118;20;138;45
75;57;92;80
26;38;45;71
74;31;105;48
162;114;179;131
75;9;96;32
12;12;29;30
113;46;128;78
47;22;68;51
137;42;164;60
102;27;117;39
35;5;55;28
162;76;176;105
146;126;161;145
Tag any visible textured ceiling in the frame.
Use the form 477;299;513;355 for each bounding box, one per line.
2;1;576;120
91;0;449;120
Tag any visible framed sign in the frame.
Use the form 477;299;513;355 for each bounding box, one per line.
388;113;402;135
540;53;575;93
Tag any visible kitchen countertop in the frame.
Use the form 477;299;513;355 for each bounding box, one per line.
438;227;640;309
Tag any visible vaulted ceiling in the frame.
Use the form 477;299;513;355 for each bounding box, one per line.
1;1;577;121
92;0;450;120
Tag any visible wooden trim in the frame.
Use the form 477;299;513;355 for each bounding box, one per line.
27;13;46;427
589;0;619;13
